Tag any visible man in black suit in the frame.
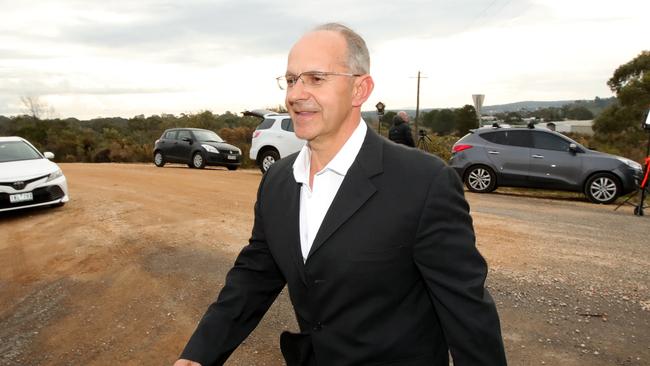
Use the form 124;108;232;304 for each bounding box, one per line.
174;23;507;366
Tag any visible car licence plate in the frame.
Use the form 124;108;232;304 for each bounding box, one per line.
227;155;237;160
10;192;33;203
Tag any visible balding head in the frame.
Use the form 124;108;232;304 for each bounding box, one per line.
311;23;370;74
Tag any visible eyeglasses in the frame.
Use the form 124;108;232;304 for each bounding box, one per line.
276;71;361;90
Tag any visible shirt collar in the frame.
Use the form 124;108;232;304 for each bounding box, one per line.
293;119;367;184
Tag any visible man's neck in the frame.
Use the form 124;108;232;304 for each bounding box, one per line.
308;112;361;186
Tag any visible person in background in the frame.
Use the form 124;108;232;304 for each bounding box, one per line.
388;110;415;147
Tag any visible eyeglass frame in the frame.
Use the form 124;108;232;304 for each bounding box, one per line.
276;71;362;90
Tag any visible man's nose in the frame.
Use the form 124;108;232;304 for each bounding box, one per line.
286;79;309;103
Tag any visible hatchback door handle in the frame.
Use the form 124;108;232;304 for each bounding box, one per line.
488;151;500;155
532;154;544;159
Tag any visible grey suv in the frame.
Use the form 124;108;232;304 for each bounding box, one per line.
449;125;644;204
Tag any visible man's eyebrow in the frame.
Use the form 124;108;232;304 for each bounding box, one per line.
285;70;326;76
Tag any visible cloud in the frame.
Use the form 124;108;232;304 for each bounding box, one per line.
0;0;647;118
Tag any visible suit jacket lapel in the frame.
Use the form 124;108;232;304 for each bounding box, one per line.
306;127;384;261
276;164;308;285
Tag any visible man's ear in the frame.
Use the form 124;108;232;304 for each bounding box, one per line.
351;75;374;107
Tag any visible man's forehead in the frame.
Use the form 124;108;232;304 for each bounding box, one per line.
287;30;348;71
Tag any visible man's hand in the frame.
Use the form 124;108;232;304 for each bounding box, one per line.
173;359;201;366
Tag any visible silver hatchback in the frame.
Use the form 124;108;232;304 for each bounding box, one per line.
449;126;644;204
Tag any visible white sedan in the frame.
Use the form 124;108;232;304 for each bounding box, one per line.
0;136;69;212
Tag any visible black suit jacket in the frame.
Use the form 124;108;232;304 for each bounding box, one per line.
180;127;507;365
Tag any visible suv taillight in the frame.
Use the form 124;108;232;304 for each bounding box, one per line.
253;131;261;139
453;144;473;153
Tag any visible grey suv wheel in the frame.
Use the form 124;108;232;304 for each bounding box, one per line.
464;165;497;193
585;173;619;204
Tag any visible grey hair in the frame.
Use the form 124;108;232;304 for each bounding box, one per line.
312;23;370;74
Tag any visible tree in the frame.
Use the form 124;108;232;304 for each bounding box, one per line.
20;96;48;119
593;50;650;161
455;105;478;136
504;112;523;124
565;106;594;120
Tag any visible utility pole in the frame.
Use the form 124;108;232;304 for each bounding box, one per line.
415;71;421;135
410;71;427;139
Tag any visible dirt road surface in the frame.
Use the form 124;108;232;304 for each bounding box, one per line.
1;163;648;365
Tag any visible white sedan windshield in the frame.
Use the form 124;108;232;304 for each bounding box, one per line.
0;141;42;162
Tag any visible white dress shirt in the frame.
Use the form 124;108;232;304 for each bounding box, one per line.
292;120;367;262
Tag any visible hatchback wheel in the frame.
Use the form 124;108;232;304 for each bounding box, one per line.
259;150;280;173
585;173;619;204
192;152;206;169
153;152;165;167
464;165;497;193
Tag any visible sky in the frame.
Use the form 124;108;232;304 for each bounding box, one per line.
1;0;648;120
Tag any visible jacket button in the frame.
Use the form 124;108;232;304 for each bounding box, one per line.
313;322;322;331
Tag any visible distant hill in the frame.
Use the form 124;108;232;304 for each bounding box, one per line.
482;100;576;113
362;97;616;119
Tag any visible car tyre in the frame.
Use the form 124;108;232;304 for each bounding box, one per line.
585;173;620;204
153;151;165;167
227;165;238;171
464;165;497;193
259;150;280;173
192;152;206;169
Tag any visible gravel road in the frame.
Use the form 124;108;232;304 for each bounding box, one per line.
0;163;648;365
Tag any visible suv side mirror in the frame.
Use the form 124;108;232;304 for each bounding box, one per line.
182;137;193;144
569;143;578;153
44;152;55;159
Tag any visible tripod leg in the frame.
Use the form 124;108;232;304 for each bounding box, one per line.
614;190;638;211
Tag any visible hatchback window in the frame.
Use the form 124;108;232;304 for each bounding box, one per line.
504;130;532;147
281;118;294;132
164;130;177;139
177;130;191;140
532;131;570;151
0;141;42;162
256;118;275;130
480;131;507;145
193;130;224;142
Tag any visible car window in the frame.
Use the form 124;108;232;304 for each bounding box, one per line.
532;131;570;151
480;131;507;145
193;130;224;142
0;141;42;162
281;118;294;132
177;130;191;140
164;130;177;139
504;130;532;147
256;118;275;130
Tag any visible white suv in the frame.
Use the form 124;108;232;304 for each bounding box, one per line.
246;110;305;173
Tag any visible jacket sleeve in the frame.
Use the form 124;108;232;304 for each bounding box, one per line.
413;164;507;365
179;173;287;366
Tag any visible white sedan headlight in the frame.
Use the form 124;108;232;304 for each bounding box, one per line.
46;169;63;182
201;144;219;153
